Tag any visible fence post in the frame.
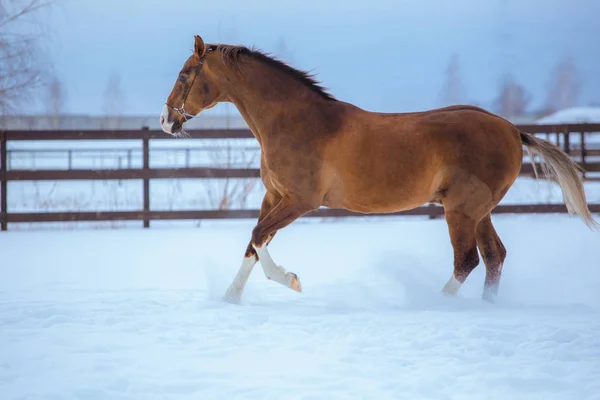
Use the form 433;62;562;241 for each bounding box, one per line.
563;128;570;154
581;131;587;179
142;127;150;228
1;130;7;231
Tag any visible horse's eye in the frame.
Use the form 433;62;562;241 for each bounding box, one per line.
179;75;187;83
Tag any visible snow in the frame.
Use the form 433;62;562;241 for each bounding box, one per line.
2;215;599;399
536;107;600;124
534;107;600;147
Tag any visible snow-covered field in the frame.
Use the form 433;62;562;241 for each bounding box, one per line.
1;215;599;399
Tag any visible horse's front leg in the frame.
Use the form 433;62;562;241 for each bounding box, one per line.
223;192;279;303
223;235;274;304
251;195;316;293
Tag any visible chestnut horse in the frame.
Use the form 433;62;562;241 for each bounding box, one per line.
160;35;598;304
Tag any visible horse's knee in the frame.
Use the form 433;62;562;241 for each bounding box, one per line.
251;226;267;248
244;242;258;261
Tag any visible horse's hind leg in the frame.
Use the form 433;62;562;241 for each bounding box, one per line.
476;214;507;303
438;168;496;297
441;210;480;296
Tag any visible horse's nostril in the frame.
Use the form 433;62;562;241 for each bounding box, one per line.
160;116;165;125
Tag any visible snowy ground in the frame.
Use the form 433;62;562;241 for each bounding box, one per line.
1;215;599;399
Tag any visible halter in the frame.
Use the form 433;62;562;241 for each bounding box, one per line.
165;48;212;121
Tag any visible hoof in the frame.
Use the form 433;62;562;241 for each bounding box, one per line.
223;286;242;304
223;294;242;304
482;291;497;304
289;273;302;293
482;284;499;304
441;275;462;296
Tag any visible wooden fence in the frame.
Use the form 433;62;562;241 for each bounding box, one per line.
1;123;600;231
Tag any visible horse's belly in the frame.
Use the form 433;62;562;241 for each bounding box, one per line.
323;169;436;213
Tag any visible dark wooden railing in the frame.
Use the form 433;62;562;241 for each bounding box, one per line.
1;123;599;230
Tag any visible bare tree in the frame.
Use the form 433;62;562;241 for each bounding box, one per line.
438;53;466;107
276;35;294;65
544;56;581;113
0;0;55;114
493;73;531;119
102;71;125;129
44;74;66;128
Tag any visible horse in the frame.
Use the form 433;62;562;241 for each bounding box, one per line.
160;35;599;304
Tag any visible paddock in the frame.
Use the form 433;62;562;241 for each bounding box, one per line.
1;214;599;399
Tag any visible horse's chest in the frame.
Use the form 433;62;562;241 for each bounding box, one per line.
260;151;320;194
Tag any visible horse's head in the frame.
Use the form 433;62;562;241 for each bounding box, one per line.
160;35;222;136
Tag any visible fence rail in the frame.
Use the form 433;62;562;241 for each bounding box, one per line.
1;123;600;231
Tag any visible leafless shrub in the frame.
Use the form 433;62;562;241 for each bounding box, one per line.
203;137;260;210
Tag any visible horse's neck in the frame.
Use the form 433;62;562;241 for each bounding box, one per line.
221;60;332;143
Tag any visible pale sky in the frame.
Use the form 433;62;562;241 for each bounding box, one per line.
30;0;600;117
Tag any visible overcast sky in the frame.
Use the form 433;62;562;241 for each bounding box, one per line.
31;0;600;117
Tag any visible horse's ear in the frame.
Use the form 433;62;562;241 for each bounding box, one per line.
194;35;206;57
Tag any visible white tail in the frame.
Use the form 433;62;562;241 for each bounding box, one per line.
520;131;599;230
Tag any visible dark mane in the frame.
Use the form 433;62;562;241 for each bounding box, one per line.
208;44;337;102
